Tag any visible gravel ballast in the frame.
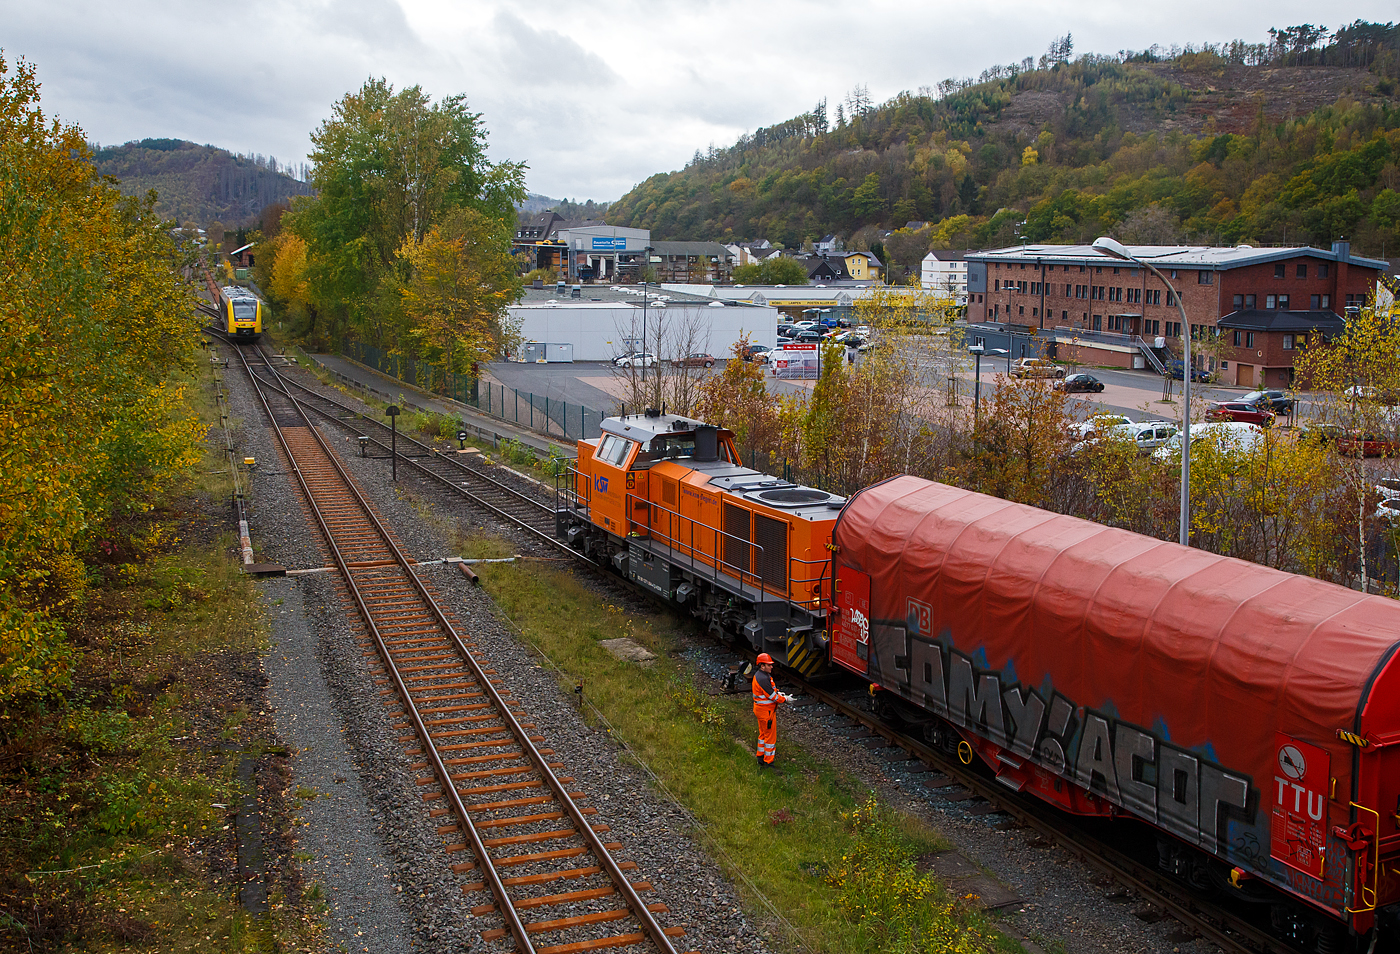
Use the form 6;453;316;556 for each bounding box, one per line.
222;344;1223;954
221;346;774;952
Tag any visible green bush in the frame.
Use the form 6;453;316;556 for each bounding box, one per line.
828;796;999;953
499;438;539;468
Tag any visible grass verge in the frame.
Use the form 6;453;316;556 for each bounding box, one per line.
473;551;1021;954
0;364;318;953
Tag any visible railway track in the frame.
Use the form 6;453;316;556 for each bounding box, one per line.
219;332;1297;952
230;342;689;954
235;343;575;557
778;675;1302;954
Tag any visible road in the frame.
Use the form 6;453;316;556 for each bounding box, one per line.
481;352;1316;429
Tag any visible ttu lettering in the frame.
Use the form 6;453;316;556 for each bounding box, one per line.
885;622;1254;855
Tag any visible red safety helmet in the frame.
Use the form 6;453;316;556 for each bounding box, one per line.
756;653;774;665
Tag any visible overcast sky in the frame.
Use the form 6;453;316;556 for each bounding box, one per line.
5;1;1395;202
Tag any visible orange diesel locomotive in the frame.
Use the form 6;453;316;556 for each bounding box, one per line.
558;409;840;674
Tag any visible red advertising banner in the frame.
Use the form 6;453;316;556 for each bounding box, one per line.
1270;733;1330;880
832;564;870;672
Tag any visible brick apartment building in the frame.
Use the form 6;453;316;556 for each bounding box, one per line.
965;243;1387;388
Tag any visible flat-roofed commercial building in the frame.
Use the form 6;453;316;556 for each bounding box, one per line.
966;242;1386;388
509;285;777;363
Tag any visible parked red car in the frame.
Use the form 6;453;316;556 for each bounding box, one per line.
1338;432;1400;457
1205;401;1275;426
671;352;716;368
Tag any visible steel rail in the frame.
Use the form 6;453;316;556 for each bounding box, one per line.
245;351;579;559
231;344;680;954
785;676;1301;954
222;335;1289;952
235;346;538;952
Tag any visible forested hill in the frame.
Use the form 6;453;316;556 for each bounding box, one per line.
90;138;315;226
605;23;1400;275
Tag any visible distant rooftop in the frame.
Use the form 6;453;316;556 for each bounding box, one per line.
516;283;761;307
969;243;1389;271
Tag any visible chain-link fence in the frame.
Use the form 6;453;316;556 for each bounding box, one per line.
340;339;608;441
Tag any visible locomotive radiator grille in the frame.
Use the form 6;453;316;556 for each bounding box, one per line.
753;513;788;590
723;502;751;575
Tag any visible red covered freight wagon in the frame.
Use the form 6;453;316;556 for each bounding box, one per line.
830;475;1400;948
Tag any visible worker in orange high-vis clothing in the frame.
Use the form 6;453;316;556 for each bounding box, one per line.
752;653;792;766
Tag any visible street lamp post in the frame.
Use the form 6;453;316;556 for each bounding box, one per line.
641;245;654;385
968;343;985;431
1092;236;1193;547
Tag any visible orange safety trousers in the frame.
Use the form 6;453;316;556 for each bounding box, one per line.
754;705;777;763
753;671;784;764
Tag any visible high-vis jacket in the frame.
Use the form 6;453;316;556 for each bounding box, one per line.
752;670;784;713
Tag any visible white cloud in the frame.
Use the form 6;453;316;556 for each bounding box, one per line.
5;0;1396;203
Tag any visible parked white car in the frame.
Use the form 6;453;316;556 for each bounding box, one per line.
1070;414;1132;441
1075;420;1177;454
611;351;656;368
1151;422;1265;463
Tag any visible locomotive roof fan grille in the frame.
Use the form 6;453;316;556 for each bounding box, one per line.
753;488;833;506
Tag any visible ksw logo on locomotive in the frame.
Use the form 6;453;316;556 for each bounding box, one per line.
883;597;1256;855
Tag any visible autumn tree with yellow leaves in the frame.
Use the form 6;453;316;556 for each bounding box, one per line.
694;338;786;466
278;78;526;364
0;54;202;709
397;206;523;374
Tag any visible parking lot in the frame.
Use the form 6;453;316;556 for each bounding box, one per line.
481;346;1287;427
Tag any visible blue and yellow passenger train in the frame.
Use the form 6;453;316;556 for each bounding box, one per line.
220;285;263;341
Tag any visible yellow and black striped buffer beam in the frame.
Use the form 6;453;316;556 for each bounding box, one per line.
784;629;828;677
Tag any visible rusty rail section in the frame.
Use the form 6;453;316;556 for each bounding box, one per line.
254;350;578;558
234;344;687;954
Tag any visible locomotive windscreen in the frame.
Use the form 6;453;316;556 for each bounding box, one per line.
232;300;257;321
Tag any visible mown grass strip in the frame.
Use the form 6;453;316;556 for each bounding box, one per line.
474;555;1021;954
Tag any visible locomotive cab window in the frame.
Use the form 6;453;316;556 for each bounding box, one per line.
647;434;697;460
595;435;635;467
232;300;258;321
639;433;734;464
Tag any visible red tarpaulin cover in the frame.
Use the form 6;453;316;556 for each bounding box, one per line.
833;475;1400;903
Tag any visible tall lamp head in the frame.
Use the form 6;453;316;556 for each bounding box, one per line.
1091;236;1132;262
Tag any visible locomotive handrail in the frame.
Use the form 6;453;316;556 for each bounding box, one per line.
623;490;830;610
561;461;830;611
626;489;770;595
787;555;831;612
